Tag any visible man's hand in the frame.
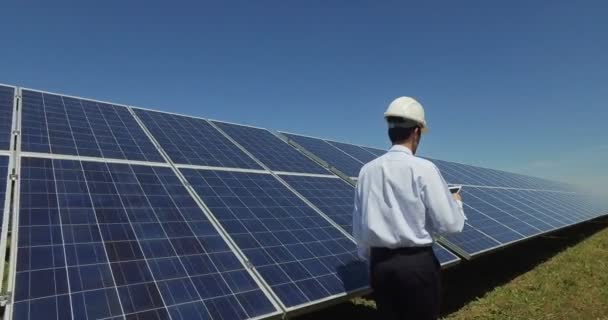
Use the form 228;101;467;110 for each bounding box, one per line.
452;192;462;202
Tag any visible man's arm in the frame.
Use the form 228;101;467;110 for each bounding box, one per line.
421;164;466;234
352;181;369;260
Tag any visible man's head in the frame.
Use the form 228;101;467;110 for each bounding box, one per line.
384;97;427;154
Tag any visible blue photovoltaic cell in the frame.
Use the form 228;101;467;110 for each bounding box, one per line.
280;133;364;177
0;85;14;150
180;169;368;309
133;109;262;170
14;157;277;320
212;121;329;174
20;90;164;162
0;156;9;228
325;140;378;164
278;174;460;266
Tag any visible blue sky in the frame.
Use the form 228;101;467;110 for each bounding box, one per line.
1;1;607;191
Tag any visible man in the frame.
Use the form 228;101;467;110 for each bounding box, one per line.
352;96;466;320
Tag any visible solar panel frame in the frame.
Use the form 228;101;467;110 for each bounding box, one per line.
0;155;14;292
0;85;18;293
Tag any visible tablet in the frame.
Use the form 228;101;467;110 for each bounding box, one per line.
448;185;462;194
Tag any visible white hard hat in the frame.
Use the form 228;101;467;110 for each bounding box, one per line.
384;96;428;133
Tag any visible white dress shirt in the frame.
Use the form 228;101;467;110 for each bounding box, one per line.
352;145;466;260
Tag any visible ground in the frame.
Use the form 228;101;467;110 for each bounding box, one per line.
296;216;608;320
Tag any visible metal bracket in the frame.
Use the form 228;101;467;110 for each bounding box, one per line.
12;130;19;136
9;173;18;181
0;291;12;306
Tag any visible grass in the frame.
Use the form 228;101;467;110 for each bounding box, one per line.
296;218;608;320
445;220;608;320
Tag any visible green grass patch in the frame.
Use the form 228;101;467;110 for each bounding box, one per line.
444;224;608;320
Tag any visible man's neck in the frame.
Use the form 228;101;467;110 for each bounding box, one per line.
393;141;416;154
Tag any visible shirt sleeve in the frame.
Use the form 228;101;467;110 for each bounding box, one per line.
421;164;466;234
352;181;369;260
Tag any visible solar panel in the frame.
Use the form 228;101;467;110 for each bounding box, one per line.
279;133;364;178
179;168;368;310
324;140;378;164
212;121;329;174
278;174;461;266
0;85;15;150
20;90;163;162
13;157;279;320
133;109;262;170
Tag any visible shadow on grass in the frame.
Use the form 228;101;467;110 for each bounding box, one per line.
294;216;608;319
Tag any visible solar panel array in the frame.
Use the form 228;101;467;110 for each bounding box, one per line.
0;85;605;320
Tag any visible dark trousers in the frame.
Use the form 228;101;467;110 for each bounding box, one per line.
370;246;441;320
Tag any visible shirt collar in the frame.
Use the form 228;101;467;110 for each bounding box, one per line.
389;144;413;155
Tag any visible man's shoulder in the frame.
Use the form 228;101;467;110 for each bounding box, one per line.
360;154;386;174
412;156;438;171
